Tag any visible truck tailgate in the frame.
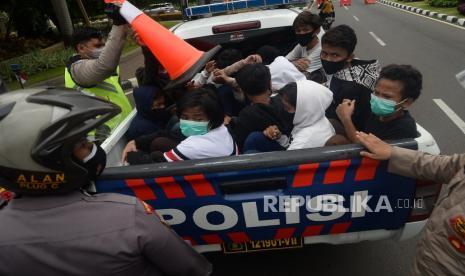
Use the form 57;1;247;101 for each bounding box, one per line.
96;141;418;250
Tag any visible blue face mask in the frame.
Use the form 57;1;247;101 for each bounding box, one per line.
370;94;406;117
180;119;209;137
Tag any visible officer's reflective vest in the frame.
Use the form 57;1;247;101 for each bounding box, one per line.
64;64;132;133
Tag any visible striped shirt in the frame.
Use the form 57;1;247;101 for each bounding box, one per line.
164;125;239;161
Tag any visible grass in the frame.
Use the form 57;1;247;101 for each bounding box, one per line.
6;42;138;90
392;0;465;18
161;20;183;29
4;20;182;91
6;67;65;90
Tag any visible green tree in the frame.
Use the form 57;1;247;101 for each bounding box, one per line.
0;0;167;40
0;0;55;38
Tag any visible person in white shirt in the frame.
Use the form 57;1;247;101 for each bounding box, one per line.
121;88;238;164
286;11;326;83
163;88;238;161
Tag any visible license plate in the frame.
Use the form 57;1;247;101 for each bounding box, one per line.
222;237;303;254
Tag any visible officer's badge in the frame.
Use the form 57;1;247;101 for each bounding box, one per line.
449;216;465;239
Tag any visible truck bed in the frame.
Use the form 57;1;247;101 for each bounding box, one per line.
98;111;440;253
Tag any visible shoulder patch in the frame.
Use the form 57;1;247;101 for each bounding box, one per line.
138;199;170;227
0;188;14;208
450;216;465;239
140;200;154;214
448;235;465;253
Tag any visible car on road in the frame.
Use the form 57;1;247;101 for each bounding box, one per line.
143;2;176;15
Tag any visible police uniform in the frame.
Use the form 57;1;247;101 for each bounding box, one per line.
388;147;465;276
0;191;212;276
65;25;132;133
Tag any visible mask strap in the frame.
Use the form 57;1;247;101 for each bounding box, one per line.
83;143;97;163
398;98;408;105
395;98;408;111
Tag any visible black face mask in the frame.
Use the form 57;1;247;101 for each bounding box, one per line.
81;144;107;181
296;31;315;47
154;73;170;89
151;108;172;123
321;59;348;75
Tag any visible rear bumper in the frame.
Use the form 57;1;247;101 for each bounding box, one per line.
301;220;426;246
192;221;427;253
396;220;427;241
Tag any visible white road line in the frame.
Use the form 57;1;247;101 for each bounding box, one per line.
344;6;349;10
378;2;465;31
353;15;360;21
433;99;465;135
369;31;386;46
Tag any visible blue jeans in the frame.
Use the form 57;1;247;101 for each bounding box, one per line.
243;132;285;153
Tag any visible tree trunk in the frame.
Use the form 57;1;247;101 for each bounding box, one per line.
76;0;91;26
4;4;15;41
50;0;74;45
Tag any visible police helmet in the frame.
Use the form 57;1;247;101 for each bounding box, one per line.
0;87;120;195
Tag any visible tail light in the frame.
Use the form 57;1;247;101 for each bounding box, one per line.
407;180;442;222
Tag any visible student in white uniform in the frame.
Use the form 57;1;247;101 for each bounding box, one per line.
163;88;239;161
122;88;239;163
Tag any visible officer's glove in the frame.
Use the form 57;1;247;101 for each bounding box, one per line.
104;3;127;26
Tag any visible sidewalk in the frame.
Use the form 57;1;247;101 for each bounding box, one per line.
377;0;465;27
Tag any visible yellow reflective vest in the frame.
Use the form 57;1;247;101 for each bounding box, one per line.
64;66;132;134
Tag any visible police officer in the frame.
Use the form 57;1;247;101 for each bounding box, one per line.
0;88;212;276
65;5;132;137
356;131;465;276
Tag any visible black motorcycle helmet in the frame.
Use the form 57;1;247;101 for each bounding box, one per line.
0;87;120;196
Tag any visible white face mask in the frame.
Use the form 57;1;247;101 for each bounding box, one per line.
89;47;104;59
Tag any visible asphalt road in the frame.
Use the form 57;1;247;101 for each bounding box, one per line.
336;1;465;156
38;3;465;275
203;2;465;276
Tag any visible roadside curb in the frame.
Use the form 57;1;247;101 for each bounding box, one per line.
377;0;465;27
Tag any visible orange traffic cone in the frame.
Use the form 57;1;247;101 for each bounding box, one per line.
107;0;221;89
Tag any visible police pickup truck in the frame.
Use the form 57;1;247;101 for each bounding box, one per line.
96;0;442;254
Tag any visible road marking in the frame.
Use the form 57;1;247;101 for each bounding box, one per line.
369;31;386;46
433;99;465;135
378;2;465;31
344;6;349;10
353;15;360;21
